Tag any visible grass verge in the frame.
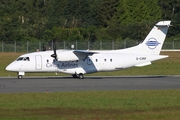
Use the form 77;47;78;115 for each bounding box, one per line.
0;90;180;120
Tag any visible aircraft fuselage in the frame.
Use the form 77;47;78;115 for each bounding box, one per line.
6;50;167;76
5;21;171;79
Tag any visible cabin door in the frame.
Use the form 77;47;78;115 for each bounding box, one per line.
35;55;42;70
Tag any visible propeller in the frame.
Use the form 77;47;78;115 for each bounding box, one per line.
42;43;46;51
51;41;57;60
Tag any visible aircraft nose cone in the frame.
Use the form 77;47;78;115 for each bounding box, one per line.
6;65;11;71
6;63;16;71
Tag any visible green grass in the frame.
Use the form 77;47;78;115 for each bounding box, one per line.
1;51;180;76
0;90;180;120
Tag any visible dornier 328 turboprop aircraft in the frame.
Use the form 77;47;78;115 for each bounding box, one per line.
6;21;171;79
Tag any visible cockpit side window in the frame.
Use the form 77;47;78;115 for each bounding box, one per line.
16;57;30;61
24;57;30;61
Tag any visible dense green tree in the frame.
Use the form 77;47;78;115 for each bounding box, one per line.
0;0;48;41
106;0;161;41
46;0;99;28
114;0;161;25
158;0;180;39
96;0;119;27
0;0;180;43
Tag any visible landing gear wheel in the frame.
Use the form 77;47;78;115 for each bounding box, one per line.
78;73;84;79
18;75;23;79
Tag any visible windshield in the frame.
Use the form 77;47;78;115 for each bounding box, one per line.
16;57;24;61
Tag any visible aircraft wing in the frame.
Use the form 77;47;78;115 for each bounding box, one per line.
73;50;98;59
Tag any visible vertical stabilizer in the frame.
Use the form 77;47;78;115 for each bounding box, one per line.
116;21;171;55
139;21;171;55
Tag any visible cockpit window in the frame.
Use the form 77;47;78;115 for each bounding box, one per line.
16;57;24;61
24;57;30;61
16;57;30;61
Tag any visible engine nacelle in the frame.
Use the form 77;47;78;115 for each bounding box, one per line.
56;51;79;61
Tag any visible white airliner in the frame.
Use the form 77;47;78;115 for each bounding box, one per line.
6;21;171;79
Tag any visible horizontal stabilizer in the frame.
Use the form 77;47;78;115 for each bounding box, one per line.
135;62;151;67
155;21;171;26
135;55;168;67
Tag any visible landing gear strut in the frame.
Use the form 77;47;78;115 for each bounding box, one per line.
72;74;79;78
17;72;25;79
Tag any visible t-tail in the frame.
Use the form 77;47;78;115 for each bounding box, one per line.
119;21;171;55
139;21;171;55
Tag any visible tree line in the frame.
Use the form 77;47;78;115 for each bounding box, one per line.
0;0;180;43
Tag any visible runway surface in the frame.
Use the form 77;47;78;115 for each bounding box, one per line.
0;76;180;93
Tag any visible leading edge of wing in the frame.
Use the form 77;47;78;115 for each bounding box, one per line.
73;50;98;55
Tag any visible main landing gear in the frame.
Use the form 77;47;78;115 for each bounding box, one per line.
78;73;84;79
72;73;84;79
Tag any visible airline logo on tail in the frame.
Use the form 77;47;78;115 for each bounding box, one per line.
146;38;161;49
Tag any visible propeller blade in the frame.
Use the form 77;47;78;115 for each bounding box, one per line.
42;43;46;51
51;41;57;60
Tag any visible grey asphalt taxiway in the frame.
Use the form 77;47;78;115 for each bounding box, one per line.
0;76;180;93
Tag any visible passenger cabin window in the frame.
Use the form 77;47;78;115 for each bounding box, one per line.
110;59;112;62
96;59;98;62
104;59;106;62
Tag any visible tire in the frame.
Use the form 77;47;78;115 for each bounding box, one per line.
18;75;23;79
78;73;84;79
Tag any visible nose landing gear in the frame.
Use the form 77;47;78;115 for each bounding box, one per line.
17;72;25;79
18;75;23;79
